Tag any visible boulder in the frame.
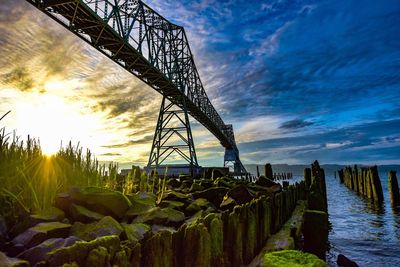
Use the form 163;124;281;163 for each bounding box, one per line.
225;185;254;205
121;223;151;242
161;190;191;202
29;207;65;224
0;251;29;267
17;236;81;265
337;254;359;267
158;200;185;210
69;204;104;223
166;178;181;188
188;183;204;193
255;175;278;188
45;235;121;266
133;207;185;226
220;197;236;210
70;216;123;241
69;187;132;220
262;250;326;267
192;187;229;207
186;198;213;214
12;221;71;248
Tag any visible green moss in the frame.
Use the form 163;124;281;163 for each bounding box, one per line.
85;246;109;267
262;250;327;267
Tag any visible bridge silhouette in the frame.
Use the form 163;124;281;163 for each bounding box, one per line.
25;0;247;175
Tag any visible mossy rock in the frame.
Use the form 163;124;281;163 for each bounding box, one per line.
133;207;185;226
121;223;150;242
192;187;229;207
30;207;65;223
262;250;327;267
69;204;104;223
158;200;185;210
70;216;123;241
46;235;120;266
17;236;81;265
0;251;29;267
162;190;191;202
69;187;132;220
12;222;71;248
186;198;213;214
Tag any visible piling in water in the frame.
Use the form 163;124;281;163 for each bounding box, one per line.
339;165;383;202
389;171;400;206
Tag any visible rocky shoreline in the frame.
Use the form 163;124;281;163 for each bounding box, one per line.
0;162;329;267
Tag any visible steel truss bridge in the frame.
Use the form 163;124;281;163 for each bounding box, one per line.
25;0;247;175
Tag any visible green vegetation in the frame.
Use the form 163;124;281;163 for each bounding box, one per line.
0;127;119;220
262;250;327;267
0;126;171;225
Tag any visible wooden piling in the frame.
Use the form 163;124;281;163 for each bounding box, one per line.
389;171;400;206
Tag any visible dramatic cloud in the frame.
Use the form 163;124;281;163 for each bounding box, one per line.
1;0;399;167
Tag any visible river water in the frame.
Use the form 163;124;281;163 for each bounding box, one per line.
287;170;400;266
325;172;400;266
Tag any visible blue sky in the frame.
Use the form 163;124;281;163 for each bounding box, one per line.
0;0;399;166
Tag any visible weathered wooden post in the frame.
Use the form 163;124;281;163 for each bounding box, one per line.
264;163;273;180
389;171;400;206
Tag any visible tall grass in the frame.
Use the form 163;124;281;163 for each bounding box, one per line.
0;127;118;218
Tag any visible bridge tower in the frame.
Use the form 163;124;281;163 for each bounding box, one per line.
147;96;198;174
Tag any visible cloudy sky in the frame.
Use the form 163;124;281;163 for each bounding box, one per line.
0;0;399;167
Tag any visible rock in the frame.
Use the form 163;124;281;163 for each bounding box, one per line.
133;207;185;226
158;200;185;210
0;251;29;267
179;175;192;183
188;183;204;193
219;197;236;210
54;192;72;214
30;207;65;224
162;190;191;202
12;222;71;248
125;194;157;221
17;236;81;265
45;235;121;266
185;210;205;225
5;243;25;257
70;204;104;223
192;187;229;207
186;198;213;214
262;250;326;267
151;225;177;234
121;223;151;242
198;179;213;189
85;246;109;266
225;184;254;205
69;187;132;220
337;254;359;267
255;175;278;188
70;216;123;241
0;215;8;248
166;178;181;188
213;177;234;188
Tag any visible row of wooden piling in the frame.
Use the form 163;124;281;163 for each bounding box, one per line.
338;165;384;202
256;164;293;180
133;182;307;267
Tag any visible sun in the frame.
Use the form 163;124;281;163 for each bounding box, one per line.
12;83;101;156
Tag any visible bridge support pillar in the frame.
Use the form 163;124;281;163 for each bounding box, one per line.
147;96;198;175
224;148;247;177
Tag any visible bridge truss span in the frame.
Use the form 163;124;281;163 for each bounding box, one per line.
25;0;247;175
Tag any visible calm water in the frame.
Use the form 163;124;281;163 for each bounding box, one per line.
325;172;400;266
287;171;400;266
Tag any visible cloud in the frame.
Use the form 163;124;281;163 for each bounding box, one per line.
279;119;314;130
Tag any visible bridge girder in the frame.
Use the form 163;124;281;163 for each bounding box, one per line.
25;0;248;175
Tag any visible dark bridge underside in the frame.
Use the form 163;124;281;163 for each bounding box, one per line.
25;0;247;174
